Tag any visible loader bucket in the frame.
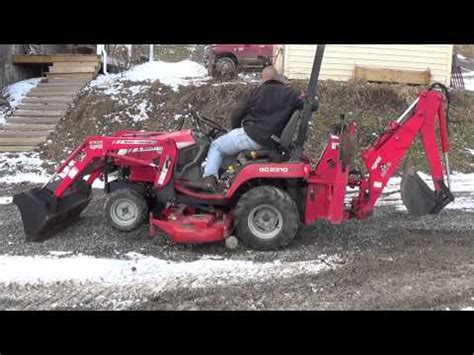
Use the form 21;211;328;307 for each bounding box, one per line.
400;169;437;216
13;179;92;242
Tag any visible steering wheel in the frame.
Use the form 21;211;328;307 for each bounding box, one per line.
190;110;228;134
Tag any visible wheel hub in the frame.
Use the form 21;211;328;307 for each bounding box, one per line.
110;199;138;227
248;205;283;240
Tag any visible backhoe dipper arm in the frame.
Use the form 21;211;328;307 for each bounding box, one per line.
355;89;451;218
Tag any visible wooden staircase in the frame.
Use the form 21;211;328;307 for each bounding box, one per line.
0;55;101;152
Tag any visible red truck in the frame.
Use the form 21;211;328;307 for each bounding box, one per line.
204;44;274;79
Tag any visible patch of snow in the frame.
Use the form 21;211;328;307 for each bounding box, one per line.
127;84;148;96
0;152;49;184
0;196;13;205
129;101;150;122
461;307;474;310
0;253;343;291
48;251;74;257
238;72;261;83
463;71;474;91
457;53;466;60
90;60;209;92
464;148;474;156
0;107;7;125
2;77;42;109
376;172;474;212
1;77;42;125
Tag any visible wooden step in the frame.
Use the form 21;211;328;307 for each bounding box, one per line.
37;82;85;89
8;116;62;124
22;97;73;104
27;89;77;97
0;146;37;152
0;136;48;145
0;130;51;137
46;73;95;81
13;109;66;117
17;103;70;111
4;123;56;131
46;78;91;84
13;54;101;64
28;85;82;94
51;55;100;62
53;61;99;67
49;66;98;74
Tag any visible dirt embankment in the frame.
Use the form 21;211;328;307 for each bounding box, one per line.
39;80;474;173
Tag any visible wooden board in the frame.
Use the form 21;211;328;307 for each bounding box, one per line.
17;103;70;111
46;73;95;80
4;123;57;131
48;66;98;74
13;109;66;117
13;54;100;64
0;136;48;145
7;116;62;124
0;146;37;152
0;130;51;137
52;61;99;67
353;66;431;85
22;97;73;104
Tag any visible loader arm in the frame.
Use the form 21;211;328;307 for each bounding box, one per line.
354;88;454;219
51;135;163;197
13;131;179;241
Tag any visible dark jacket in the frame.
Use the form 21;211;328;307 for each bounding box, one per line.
230;79;313;148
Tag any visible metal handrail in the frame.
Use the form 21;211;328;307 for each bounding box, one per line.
96;44;108;75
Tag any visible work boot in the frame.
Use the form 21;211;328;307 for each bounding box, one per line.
184;176;219;193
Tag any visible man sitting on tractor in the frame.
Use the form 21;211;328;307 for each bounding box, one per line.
187;65;315;193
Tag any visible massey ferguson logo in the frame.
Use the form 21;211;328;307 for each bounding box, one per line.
89;140;103;150
258;167;289;173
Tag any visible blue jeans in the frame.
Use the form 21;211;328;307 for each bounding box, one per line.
203;128;263;178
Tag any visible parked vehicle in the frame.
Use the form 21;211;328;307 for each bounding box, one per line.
204;44;274;80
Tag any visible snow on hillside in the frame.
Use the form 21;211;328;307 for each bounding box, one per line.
0;77;42;125
90;60;209;92
463;71;474;91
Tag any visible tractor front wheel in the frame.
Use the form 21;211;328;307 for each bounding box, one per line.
105;188;148;232
233;186;299;250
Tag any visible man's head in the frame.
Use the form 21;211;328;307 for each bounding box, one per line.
261;65;280;83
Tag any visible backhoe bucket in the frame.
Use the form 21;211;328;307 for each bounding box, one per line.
400;169;437;216
13;179;92;242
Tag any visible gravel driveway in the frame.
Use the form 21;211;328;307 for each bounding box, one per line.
1;182;473;310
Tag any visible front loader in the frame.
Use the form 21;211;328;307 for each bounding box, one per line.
13;46;455;250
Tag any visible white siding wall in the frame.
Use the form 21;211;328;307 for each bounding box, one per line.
282;45;453;85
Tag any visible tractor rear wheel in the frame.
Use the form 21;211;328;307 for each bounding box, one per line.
105;188;148;232
233;186;299;250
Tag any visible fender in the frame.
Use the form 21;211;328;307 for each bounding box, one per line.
224;162;309;198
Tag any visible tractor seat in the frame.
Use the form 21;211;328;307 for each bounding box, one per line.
241;109;302;161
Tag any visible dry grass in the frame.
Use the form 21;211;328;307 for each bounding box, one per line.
40;80;474;174
454;45;474;59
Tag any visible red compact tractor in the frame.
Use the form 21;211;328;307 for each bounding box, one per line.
14;46;454;250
